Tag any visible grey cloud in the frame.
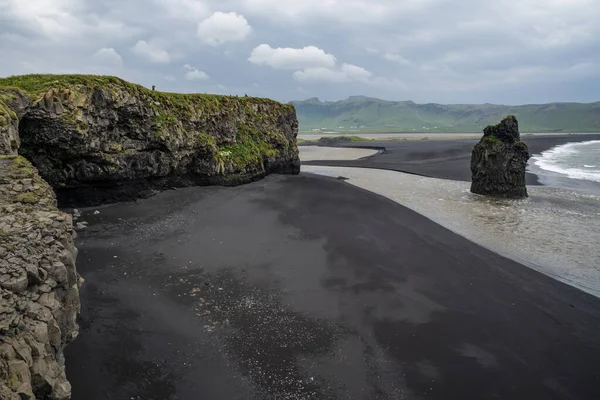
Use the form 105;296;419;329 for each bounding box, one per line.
0;0;598;104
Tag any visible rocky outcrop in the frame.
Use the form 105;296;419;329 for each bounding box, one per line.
0;74;301;398
0;155;80;400
0;90;30;156
470;115;530;198
0;75;300;206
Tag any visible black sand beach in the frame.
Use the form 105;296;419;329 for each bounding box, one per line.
302;134;600;184
65;171;600;399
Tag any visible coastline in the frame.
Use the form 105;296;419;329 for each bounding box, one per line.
65;173;600;400
301;134;600;296
303;165;600;297
63;134;600;399
301;133;600;189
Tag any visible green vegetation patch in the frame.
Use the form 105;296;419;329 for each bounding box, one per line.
217;123;279;173
0;93;18;121
483;135;501;146
0;155;36;177
16;192;39;204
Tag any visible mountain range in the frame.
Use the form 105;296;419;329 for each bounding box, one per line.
290;96;600;133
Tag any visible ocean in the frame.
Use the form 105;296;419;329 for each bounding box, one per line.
530;140;600;193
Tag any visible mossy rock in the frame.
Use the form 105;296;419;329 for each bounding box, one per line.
16;192;39;204
1;74;300;206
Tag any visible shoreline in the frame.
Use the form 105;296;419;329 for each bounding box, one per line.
300;137;600;297
303;165;600;298
65;173;600;400
62;134;600;399
301;134;600;190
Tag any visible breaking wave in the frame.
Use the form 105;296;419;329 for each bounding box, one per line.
532;140;600;183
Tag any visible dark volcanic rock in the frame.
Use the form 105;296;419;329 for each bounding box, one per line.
470;115;530;198
1;75;300;206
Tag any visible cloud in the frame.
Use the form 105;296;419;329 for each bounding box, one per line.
293;64;373;84
250;43;373;84
0;0;134;39
93;48;123;66
197;12;252;46
0;0;599;104
154;0;209;21
242;0;440;24
294;68;348;83
341;63;372;82
132;40;171;63
249;45;337;70
383;53;410;65
184;64;209;80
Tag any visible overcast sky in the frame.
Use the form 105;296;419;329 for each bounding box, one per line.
1;0;599;104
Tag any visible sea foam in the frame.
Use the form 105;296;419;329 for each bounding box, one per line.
532;140;600;183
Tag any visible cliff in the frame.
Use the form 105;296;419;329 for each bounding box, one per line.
0;156;80;400
0;74;300;205
0;74;300;399
470;115;530;198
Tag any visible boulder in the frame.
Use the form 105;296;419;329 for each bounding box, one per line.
470;115;530;198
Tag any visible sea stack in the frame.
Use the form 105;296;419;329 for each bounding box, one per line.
470;115;530;198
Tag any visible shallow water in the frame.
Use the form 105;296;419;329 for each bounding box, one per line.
303;166;600;298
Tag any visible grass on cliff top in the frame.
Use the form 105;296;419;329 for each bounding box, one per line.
0;74;291;110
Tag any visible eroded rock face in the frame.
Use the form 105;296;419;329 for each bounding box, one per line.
0;156;80;400
0;90;30;156
10;79;300;206
470;115;530;198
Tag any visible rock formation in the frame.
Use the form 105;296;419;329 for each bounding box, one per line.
470;115;530;198
0;156;80;400
0;89;30;156
0;74;301;399
1;75;300;206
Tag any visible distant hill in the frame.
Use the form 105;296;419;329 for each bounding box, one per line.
290;97;600;133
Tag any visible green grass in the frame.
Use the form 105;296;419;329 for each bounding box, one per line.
483;135;501;145
0;74;289;109
292;97;600;133
16;192;39;204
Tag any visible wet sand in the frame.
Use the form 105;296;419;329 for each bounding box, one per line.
65;174;600;400
301;134;600;185
304;165;600;297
